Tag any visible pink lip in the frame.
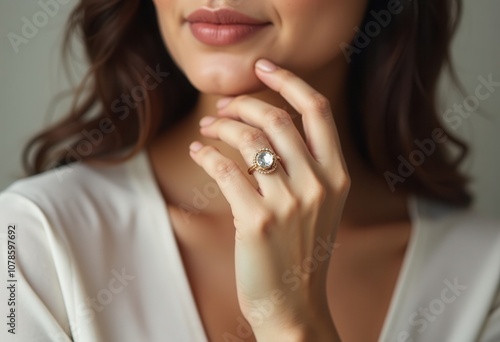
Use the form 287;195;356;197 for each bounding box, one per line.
186;8;271;46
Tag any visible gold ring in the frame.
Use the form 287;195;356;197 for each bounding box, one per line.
247;148;281;175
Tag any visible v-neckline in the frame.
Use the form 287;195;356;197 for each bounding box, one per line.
133;148;209;341
135;148;423;341
377;195;424;341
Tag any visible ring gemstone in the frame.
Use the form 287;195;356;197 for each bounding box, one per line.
248;147;281;174
256;150;274;169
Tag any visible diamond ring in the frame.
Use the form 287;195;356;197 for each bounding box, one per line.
247;148;281;175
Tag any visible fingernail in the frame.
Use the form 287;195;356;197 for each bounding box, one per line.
216;97;233;109
256;59;278;72
189;141;203;152
199;116;216;127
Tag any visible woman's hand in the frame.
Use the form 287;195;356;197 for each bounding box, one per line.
188;59;349;341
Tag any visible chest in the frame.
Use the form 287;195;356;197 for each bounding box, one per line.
174;236;408;340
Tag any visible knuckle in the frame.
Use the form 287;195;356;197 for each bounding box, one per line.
283;196;301;215
253;211;275;235
307;181;327;207
265;108;292;132
241;128;266;146
333;172;351;193
213;159;240;182
309;92;331;117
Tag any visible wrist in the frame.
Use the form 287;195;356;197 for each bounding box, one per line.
251;307;341;342
253;320;341;342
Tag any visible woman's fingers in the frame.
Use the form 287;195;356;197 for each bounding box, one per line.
199;117;289;195
189;58;349;223
188;142;263;220
207;96;312;178
253;59;344;170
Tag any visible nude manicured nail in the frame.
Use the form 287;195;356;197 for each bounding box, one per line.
189;141;203;152
199;116;216;127
256;59;278;72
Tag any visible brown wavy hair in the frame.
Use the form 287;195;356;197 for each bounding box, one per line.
22;0;472;207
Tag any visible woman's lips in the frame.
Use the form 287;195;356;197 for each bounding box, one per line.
186;8;271;46
188;22;270;46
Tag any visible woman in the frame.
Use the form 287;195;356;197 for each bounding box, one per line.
1;0;499;341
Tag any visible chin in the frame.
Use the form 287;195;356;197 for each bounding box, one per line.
183;64;267;96
180;55;266;96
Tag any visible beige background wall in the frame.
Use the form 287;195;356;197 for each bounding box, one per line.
0;0;499;217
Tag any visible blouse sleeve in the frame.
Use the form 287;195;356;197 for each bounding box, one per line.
0;191;72;342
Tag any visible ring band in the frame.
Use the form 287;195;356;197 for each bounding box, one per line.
247;148;281;175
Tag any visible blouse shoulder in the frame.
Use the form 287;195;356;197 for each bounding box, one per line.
382;196;500;341
0;155;142;240
2;159;132;208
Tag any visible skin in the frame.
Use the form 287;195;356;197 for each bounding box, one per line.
194;61;349;341
148;0;413;340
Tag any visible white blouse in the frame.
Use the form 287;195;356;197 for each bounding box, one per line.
0;149;499;342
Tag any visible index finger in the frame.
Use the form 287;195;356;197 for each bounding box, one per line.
254;59;343;168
